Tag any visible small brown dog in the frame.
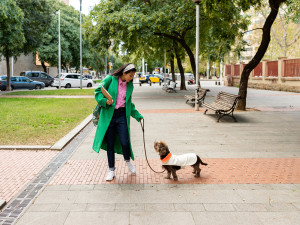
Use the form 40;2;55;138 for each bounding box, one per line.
154;141;207;181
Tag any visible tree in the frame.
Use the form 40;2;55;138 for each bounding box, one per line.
16;0;54;55
0;0;25;91
237;0;288;110
84;0;250;82
37;1;87;71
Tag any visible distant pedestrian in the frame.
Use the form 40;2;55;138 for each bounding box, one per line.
92;63;144;181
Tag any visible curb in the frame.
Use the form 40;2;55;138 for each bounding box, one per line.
50;114;93;150
0;114;93;151
0;199;6;211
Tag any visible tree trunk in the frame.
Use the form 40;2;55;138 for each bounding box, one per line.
178;38;196;79
170;52;176;82
5;54;11;91
237;0;286;110
41;61;47;72
174;43;186;90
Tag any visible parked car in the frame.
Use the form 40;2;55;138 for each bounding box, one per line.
139;74;163;84
0;75;7;80
84;74;93;79
20;71;54;87
52;73;94;88
0;76;45;91
139;75;150;84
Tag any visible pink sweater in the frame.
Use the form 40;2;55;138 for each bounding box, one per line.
115;77;127;109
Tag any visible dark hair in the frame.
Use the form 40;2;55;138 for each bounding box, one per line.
111;63;137;77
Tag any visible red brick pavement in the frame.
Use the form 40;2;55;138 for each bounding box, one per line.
0;150;58;203
49;158;300;185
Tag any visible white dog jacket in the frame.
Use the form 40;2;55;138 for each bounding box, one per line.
161;153;197;166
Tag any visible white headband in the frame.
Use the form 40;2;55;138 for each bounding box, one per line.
123;64;135;73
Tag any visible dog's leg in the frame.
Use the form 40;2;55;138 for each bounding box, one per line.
164;166;171;179
171;168;178;181
195;168;201;177
193;164;201;178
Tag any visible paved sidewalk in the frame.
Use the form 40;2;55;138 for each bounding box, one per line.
1;83;300;225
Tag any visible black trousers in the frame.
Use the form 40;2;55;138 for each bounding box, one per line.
105;107;131;169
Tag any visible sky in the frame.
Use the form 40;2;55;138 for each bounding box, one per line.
69;0;100;15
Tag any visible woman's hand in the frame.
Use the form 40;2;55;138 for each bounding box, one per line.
106;99;113;105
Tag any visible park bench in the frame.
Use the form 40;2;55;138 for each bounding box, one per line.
184;88;210;107
202;91;241;122
164;81;177;93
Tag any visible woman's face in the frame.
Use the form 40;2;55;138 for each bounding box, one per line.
121;70;135;82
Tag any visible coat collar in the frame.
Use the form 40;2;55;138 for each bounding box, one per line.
111;76;133;102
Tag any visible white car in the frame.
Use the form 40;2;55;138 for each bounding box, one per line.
53;73;93;88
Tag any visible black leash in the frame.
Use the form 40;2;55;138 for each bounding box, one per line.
140;119;165;174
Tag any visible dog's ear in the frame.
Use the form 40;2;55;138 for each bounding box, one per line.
154;141;159;152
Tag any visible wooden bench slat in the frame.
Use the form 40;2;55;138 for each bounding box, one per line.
202;91;240;122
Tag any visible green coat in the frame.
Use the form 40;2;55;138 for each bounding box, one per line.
92;75;143;160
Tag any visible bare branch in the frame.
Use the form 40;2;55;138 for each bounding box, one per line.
243;28;263;33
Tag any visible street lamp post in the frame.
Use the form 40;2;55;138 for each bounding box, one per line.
164;49;166;87
58;10;61;89
80;0;82;89
145;63;147;75
193;0;201;111
142;57;145;76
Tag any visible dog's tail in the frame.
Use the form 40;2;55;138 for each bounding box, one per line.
197;156;208;166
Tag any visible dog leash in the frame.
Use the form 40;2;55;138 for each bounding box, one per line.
140;119;166;174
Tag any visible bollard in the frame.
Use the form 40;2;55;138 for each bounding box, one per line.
149;82;152;86
139;82;141;86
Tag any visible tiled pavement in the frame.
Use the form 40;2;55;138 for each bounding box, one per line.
1;84;300;225
49;158;300;185
0;151;58;203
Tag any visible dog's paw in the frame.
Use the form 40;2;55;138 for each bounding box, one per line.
194;174;200;178
173;177;178;181
164;176;171;179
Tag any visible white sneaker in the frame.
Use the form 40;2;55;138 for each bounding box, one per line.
106;170;115;181
127;161;136;174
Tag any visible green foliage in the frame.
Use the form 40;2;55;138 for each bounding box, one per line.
16;0;55;55
285;0;300;23
84;0;261;75
0;0;25;59
37;0;82;70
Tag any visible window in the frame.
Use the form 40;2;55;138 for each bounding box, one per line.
22;77;30;82
41;73;48;78
31;73;40;78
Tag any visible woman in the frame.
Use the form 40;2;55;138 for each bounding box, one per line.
92;63;143;181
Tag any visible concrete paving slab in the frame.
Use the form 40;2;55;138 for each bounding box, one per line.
85;203;115;212
15;212;69;225
130;212;195;225
55;203;87;212
173;203;205;212
203;203;236;212
27;203;59;212
192;212;262;225
63;212;129;225
255;212;300;225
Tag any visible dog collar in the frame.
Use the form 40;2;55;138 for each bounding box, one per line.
161;153;172;163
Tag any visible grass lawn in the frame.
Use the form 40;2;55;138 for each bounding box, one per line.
3;88;96;96
0;98;97;145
